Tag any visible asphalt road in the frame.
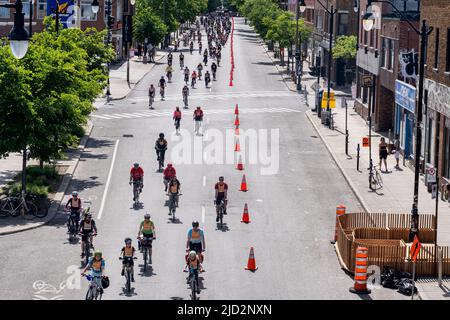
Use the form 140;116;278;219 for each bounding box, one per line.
0;18;408;300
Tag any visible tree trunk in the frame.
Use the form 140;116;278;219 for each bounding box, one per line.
39;159;44;169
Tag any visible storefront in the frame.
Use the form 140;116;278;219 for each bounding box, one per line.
394;80;416;159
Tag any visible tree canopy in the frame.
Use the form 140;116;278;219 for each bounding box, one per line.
332;35;357;60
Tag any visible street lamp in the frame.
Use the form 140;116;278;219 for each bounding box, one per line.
91;0;99;14
363;0;434;241
315;0;337;128
295;0;306;91
130;0;135;5
2;1;29;59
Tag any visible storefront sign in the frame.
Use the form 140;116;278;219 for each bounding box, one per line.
395;80;416;114
399;49;419;80
424;79;450;120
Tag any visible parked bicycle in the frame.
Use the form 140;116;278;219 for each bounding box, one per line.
0;192;39;220
369;165;383;190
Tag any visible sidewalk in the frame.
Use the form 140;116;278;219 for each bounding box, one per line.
298;62;450;300
108;51;166;100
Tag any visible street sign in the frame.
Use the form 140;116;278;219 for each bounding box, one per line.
410;235;421;262
362;75;373;88
321;91;336;109
427;167;436;183
362;137;369;148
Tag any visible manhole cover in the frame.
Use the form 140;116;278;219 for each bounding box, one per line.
123;134;134;138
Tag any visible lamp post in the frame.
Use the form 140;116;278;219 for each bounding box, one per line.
50;0;61;34
29;0;34;36
363;0;434;241
296;0;306;91
126;0;135;87
315;0;337;128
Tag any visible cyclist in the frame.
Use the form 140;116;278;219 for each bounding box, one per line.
167;175;181;209
137;213;156;255
163;163;176;192
159;76;166;100
65;191;82;232
186;221;205;262
182;85;189;108
204;71;211;87
179;52;184;69
211;62;217;80
193;106;204;136
79;213;98;257
184;250;203;294
173;107;182;134
148;84;156;109
167;51;173;65
120;238;136;282
191;70;197;88
165;64;173;82
82;250;105;295
197;63;203;80
203;49;208;66
129;162;144;200
189;41;194;54
214;176;228;222
155;133;168;168
199;41;203;54
184;67;190;84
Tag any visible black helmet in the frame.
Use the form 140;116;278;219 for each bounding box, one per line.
124;237;132;244
159;133;164;138
192;221;199;228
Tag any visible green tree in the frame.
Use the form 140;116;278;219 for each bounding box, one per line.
133;3;167;45
242;0;281;38
332;35;357;60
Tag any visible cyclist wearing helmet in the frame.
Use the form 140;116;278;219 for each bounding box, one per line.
184;250;203;294
79;213;98;257
65;191;82;231
120;238;136;282
137;214;156;262
214;176;228;221
129;163;144;198
186;221;205;261
82;250;105;294
155;133;168;165
163;163;176;192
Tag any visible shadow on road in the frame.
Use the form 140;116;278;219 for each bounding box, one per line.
138;264;157;277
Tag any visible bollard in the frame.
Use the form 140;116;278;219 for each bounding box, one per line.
357;143;360;171
331;205;346;244
349;246;371;294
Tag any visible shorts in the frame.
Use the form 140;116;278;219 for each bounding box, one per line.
189;242;203;254
379;149;388;160
122;257;134;266
216;193;226;204
81;230;93;242
395;151;400;160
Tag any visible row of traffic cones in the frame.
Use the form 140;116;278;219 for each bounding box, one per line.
233;103;258;272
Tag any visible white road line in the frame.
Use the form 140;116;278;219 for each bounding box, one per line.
92;115;113;120
201;206;205;223
113;113;133;118
202;176;206;187
98;139;119;220
102;114;122;119
122;113;142;118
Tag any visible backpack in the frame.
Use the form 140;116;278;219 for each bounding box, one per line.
397;278;417;295
101;275;110;289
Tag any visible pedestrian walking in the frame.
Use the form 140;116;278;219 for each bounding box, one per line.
393;134;400;169
137;43;143;58
379;137;389;173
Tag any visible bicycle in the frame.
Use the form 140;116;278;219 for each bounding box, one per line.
81;232;96;267
149;93;155;109
167;193;182;222
83;274;103;300
167;72;172;83
157;150;166;172
160;87;165;100
183;93;189;108
0;192;38;220
184;74;189;85
191;77;196;89
215;199;225;229
139;235;155;271
184;267;202;300
66;208;81;240
131;180;142;206
369;165;383;190
180;60;184;69
119;256;137;294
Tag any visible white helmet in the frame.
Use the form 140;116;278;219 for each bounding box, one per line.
189;251;197;259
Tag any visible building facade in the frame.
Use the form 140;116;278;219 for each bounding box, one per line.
421;0;450;200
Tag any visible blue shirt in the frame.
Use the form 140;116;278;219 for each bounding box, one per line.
187;228;204;244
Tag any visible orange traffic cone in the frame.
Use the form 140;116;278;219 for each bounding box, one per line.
236;154;244;170
235;104;239;115
234;115;240;126
234;137;241;152
229;79;233;87
235;125;240;135
240;174;248;192
245;247;258;271
241;203;250;223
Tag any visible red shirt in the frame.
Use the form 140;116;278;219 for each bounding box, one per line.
194;109;203;120
163;167;176;179
130;167;144;180
174;110;182;119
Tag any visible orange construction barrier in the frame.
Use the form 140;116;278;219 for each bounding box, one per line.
331;204;346;244
241;203;250;223
239;174;248;192
236;154;244;170
234;115;240;126
349;247;371;294
244;247;258;271
235;104;239;115
234;137;241;152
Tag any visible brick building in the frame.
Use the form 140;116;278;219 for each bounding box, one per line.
287;0;315;64
0;0;133;61
421;0;450;200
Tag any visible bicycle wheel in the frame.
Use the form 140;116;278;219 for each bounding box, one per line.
126;271;131;293
0;200;9;218
22;202;36;220
85;287;94;300
8;198;21;217
191;276;196;300
143;249;147;272
376;171;383;188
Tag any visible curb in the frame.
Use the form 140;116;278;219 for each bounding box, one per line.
110;52;167;101
304;110;371;214
0;122;94;236
261;44;297;93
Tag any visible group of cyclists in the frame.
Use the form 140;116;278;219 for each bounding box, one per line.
66;12;233;299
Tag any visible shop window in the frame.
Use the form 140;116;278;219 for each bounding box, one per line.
0;0;9;18
37;0;47;19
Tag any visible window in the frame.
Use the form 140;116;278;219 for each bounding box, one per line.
338;13;348;35
389;39;395;70
0;0;9;18
381;38;394;70
446;28;450;72
81;0;96;20
22;0;30;18
116;0;122;22
37;0;47;19
434;28;439;69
